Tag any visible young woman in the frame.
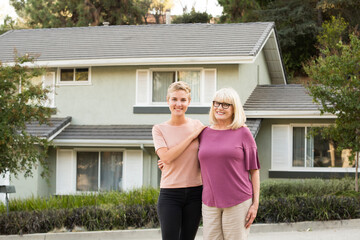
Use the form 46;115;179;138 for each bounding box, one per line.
198;88;260;240
152;81;205;240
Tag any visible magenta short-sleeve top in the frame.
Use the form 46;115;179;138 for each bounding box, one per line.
152;118;203;188
198;126;260;208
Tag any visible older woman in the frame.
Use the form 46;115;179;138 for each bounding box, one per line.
198;88;260;240
152;81;205;240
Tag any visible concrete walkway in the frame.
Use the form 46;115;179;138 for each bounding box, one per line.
2;219;360;240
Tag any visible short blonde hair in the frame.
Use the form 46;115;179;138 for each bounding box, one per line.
209;88;246;129
166;81;191;100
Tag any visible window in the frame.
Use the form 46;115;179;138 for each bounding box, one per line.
135;68;216;106
152;70;201;103
58;68;90;84
76;151;123;192
292;127;353;168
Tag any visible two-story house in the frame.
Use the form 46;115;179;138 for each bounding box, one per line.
0;23;355;201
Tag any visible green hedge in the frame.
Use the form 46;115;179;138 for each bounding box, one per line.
0;204;159;235
260;178;356;199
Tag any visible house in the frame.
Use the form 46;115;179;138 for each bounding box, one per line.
0;22;354;201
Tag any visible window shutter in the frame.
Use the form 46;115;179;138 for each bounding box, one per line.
43;72;55;108
56;149;76;194
136;70;150;105
203;69;217;104
123;150;143;190
272;125;291;169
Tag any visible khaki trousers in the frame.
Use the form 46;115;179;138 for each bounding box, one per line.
202;198;252;240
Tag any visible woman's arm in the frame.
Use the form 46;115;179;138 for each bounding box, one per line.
157;126;205;164
245;169;260;228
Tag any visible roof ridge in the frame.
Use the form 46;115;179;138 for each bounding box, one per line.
4;22;275;33
249;22;274;56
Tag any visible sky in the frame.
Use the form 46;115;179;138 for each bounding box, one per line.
0;0;224;24
0;0;17;23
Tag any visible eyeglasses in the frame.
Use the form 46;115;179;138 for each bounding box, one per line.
213;101;232;109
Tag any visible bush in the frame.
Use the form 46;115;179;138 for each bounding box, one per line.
260;178;355;199
0;204;158;235
256;196;360;223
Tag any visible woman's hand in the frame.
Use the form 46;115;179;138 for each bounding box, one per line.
158;159;164;170
245;203;258;228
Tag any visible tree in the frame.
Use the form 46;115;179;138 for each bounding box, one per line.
149;0;173;24
0;55;52;178
172;8;212;24
10;0;149;27
256;0;320;77
218;0;260;23
316;0;360;29
0;16;17;35
304;17;360;191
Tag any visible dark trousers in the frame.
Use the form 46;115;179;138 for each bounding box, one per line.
157;186;203;240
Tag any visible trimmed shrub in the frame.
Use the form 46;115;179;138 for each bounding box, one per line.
0;204;158;235
256;196;360;223
260;178;355;199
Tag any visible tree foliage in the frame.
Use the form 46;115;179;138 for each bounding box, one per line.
256;0;320;77
304;17;360;190
317;0;360;29
149;0;173;24
0;55;52;178
0;16;18;35
218;0;260;23
10;0;153;27
172;9;212;24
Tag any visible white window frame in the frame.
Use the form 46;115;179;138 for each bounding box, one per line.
150;68;204;105
271;123;359;173
56;67;92;86
74;148;124;193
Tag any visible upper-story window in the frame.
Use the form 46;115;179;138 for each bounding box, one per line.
136;68;216;106
152;70;201;103
57;68;91;85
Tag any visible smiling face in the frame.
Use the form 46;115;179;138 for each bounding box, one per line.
213;100;234;123
167;90;191;117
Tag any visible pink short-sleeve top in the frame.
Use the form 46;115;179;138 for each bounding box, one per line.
198;126;260;208
152;118;203;188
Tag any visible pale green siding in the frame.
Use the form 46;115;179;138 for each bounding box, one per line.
54;50;269;126
255;118;336;181
9;147;56;199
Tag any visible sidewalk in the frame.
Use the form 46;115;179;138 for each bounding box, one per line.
2;219;360;240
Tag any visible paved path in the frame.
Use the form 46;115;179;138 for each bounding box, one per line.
2;219;360;240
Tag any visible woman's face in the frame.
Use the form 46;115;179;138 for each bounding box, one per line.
213;100;234;122
167;90;191;117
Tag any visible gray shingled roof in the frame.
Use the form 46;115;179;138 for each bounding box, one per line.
246;119;262;138
244;84;320;111
0;23;274;62
55;125;154;140
25;117;71;139
54;119;261;141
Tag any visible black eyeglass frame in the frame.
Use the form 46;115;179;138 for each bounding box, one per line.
212;101;232;109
